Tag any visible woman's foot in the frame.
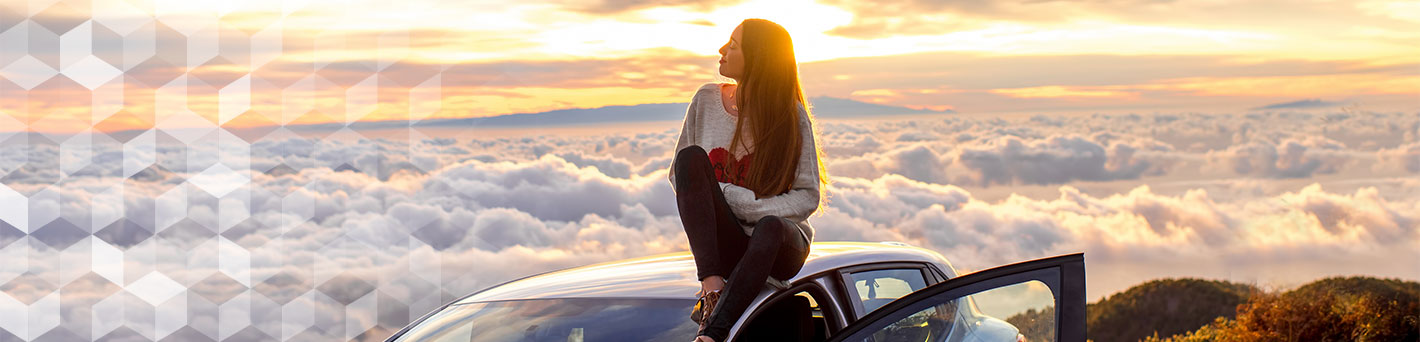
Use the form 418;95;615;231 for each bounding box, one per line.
690;275;726;324
689;289;721;325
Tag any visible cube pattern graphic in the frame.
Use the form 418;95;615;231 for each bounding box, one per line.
0;1;468;341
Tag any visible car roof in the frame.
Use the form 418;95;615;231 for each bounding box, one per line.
460;242;956;303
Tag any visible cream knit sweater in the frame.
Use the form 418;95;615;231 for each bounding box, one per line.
668;82;821;243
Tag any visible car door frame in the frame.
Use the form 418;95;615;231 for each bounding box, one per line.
832;262;942;320
825;253;1086;342
729;280;845;341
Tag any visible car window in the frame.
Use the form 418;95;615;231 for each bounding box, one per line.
842;268;929;316
859;280;1054;342
390;298;698;342
869;300;960;342
969;280;1056;342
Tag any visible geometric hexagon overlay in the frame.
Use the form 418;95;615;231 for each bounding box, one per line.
1;0;469;341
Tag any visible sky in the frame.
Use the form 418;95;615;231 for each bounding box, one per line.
1;0;1417;132
0;0;1417;341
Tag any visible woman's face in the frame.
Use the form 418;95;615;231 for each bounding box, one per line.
718;25;744;81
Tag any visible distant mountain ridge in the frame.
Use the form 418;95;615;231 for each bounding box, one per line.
1155;276;1420;342
287;96;952;131
803;96;954;118
1006;277;1420;342
1086;278;1257;342
1004;278;1256;342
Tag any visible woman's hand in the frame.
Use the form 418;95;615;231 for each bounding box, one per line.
721;182;754;200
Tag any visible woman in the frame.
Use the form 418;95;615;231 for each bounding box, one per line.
668;18;830;342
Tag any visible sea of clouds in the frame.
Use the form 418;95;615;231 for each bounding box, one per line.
0;110;1417;341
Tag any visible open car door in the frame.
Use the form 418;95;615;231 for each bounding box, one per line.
827;254;1085;342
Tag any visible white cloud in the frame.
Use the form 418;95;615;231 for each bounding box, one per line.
1;111;1416;340
1206;136;1354;178
1376;142;1420;173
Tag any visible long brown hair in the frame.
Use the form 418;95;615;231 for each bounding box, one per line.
728;18;830;199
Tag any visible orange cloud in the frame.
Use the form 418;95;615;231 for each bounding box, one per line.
990;86;1136;99
1141;74;1420;98
6;0;1418;133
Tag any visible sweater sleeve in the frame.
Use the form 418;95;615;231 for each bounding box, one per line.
667;85;705;192
721;103;822;223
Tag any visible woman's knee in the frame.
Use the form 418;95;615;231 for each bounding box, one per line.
759;216;807;279
675;145;708;165
755;215;781;227
674;145;709;176
754;216;790;237
757;216;806;248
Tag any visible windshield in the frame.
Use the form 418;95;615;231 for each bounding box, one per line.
392;298;699;342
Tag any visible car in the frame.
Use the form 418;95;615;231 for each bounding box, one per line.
385;242;1085;342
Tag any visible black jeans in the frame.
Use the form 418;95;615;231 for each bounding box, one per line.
674;145;810;341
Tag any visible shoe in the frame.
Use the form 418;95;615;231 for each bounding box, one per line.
689;289;721;327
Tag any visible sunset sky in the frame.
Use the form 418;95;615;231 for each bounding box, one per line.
1;0;1416;132
1;1;1418;340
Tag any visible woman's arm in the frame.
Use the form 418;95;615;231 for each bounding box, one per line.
667;86;705;192
721;104;821;223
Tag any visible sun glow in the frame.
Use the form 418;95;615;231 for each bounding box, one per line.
703;0;856;38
